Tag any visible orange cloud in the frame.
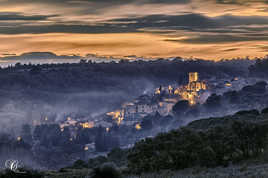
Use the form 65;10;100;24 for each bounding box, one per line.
0;33;267;60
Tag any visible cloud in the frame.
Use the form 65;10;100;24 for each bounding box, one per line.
222;48;239;52
1;0;268;59
215;0;268;5
176;34;268;44
0;24;139;34
112;14;268;30
0;13;219;34
0;12;57;21
110;14;218;29
1;12;268;40
0;0;189;5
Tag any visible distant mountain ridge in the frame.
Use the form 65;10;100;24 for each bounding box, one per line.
0;52;82;60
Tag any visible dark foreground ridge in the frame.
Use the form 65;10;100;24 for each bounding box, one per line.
2;108;268;178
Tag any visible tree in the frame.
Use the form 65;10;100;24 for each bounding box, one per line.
172;100;190;116
21;124;32;145
141;116;153;130
205;94;221;111
72;159;87;169
199;146;217;167
91;162;122;178
95;127;107;152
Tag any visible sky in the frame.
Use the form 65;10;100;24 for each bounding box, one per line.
1;0;268;60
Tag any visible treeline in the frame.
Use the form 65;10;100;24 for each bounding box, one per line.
0;112;176;169
3;109;268;177
29;124;119;168
249;58;268;78
66;108;268;175
0;170;42;178
0;58;253;92
127;120;268;173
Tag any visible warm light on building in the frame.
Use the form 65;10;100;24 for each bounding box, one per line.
174;89;179;95
189;72;198;83
17;136;22;141
107;72;207;124
106;127;110;132
80;122;94;129
84;146;89;151
168;85;173;94
135;123;142;130
174;72;207;105
107;110;124;125
225;82;232;87
155;88;161;94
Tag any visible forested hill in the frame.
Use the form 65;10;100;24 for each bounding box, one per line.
127;108;268;173
0;58;253;92
187;109;268;130
2;108;268;178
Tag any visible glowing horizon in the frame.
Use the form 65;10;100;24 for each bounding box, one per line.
1;0;268;60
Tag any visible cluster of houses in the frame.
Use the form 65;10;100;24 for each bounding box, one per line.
107;72;208;125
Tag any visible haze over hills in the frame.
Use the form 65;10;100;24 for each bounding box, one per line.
1;52;81;60
0;52;83;67
3;0;268;177
0;56;267;178
0;51;262;68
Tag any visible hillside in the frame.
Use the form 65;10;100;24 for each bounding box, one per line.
2;108;268;177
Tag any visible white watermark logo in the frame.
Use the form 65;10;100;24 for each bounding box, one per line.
5;159;23;172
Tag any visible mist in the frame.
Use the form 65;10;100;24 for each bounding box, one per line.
0;57;267;170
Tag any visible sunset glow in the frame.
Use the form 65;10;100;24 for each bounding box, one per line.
1;0;268;60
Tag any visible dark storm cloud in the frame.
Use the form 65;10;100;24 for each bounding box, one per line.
0;12;57;21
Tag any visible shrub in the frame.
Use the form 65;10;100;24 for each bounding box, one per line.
88;156;108;169
235;109;259;116
0;169;43;178
72;159;87;169
90;162;121;178
261;107;268;114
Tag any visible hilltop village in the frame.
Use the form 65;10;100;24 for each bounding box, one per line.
34;72;251;131
107;72;208;126
23;71;258;160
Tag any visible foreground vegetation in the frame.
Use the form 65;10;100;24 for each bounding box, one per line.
127;162;268;178
2;108;268;178
127;110;268;173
